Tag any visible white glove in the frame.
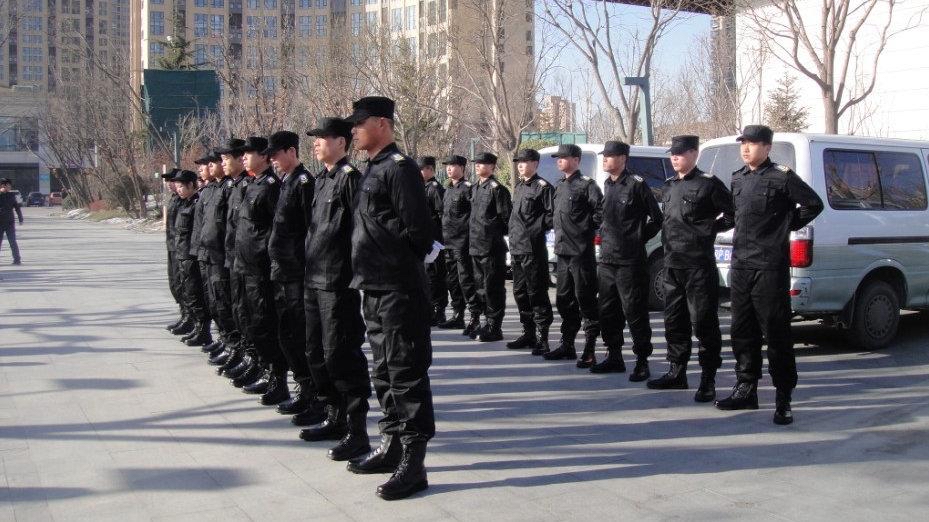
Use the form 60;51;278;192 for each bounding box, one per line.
424;240;444;264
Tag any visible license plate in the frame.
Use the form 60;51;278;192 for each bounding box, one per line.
715;245;732;264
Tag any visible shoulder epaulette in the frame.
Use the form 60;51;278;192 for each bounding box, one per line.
464;181;472;187
538;179;548;187
341;164;353;174
632;174;644;183
701;173;714;179
390;153;406;164
225;179;233;188
776;164;790;172
582;176;593;183
266;176;276;184
428;179;439;186
490;181;499;189
298;174;309;184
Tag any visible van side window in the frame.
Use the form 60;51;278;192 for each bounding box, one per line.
824;149;928;210
627;156;667;199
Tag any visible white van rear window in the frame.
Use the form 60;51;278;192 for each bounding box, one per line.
824;149;928;210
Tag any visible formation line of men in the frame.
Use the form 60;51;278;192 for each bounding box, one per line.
163;96;823;501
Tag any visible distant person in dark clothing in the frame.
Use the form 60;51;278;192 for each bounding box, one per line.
0;178;24;265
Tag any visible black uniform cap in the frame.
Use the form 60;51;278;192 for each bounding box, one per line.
345;96;395;124
441;155;467;166
472;152;498;165
193;153;218;165
263;131;300;155
215;138;248;155
161;168;180;180
418;156;437;169
172;170;198;184
668;135;700;155
0;178;9;184
736;125;774;144
307;118;353;143
514;149;541;162
551;144;582;158
599;141;630;156
241;136;269;153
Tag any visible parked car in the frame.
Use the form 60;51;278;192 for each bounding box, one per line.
700;133;929;349
47;192;63;206
26;192;46;207
504;144;672;309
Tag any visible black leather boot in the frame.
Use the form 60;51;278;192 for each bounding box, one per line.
646;362;688;389
543;338;577;360
215;347;242;373
438;310;464;329
715;381;759;410
694;368;717;403
462;314;481;338
170;316;195;335
375;442;428;501
576;335;597;368
260;368;290;405
277;382;314;415
328;400;371;461
184;321;213;346
347;433;402;474
477;321;503;342
531;327;550;356
232;359;262;388
291;401;328;426
201;340;222;354
300;403;347;441
629;357;650;382
166;312;186;331
590;349;625;373
242;366;270;394
506;327;537;349
207;342;226;358
431;307;446;327
209;346;232;367
226;352;253;379
773;388;793;425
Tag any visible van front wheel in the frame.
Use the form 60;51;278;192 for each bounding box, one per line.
847;280;900;350
648;257;665;311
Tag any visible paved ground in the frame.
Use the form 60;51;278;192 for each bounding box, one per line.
2;208;929;521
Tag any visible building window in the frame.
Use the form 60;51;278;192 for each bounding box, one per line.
319;0;329;6
195;0;206;6
150;0;163;4
298;16;311;37
23;34;42;44
438;0;445;22
23;66;44;81
366;11;377;28
263;16;278;37
23;0;42;12
99;1;108;16
428;1;435;25
248;0;258;9
194;44;207;65
150;11;165;36
210;15;224;37
212;0;224;7
194;14;207;37
351;12;362;36
149;41;165;56
211;45;224;65
23;16;42;31
405;5;415;30
22;47;43;63
263;76;277;96
316;15;326;36
265;0;277;7
391;8;401;31
299;0;310;7
349;0;360;5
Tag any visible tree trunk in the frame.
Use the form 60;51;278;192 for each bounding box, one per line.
822;91;839;134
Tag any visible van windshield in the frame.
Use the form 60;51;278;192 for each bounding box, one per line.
697;142;796;187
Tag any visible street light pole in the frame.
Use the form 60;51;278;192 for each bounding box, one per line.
623;76;654;146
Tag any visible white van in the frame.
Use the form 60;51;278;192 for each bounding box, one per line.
527;143;671;309
699;133;929;348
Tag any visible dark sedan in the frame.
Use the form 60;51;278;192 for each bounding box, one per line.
26;192;46;207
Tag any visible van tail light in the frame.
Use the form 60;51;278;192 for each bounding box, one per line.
790;226;814;268
593;233;602;246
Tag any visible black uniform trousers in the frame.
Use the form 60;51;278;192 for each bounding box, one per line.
240;272;285;370
472;248;507;324
272;280;312;383
167;252;183;308
198;260;213;325
178;258;209;322
445;249;479;315
598;262;653;358
205;261;240;347
662;266;722;369
230;267;254;355
426;252;448;314
729;267;797;390
0;223;20;263
305;286;371;414
555;250;600;341
511;248;553;332
363;285;435;445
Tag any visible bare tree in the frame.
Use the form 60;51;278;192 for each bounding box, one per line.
740;0;925;134
540;0;690;143
0;0;23;50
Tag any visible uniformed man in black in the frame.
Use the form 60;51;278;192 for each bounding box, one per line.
171;170;211;339
343;97;434;501
234;137;290;405
648;135;734;403
299;118;372;462
420;156;449;326
506;148;555;354
545;144;603;367
213;139;255;379
716;125;823;425
468;152;512;342
591;141;663;378
182;156;216;347
0;178;23;266
262;131;317;416
198;153;240;360
437;155;479;333
163;170;192;335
